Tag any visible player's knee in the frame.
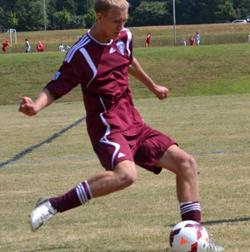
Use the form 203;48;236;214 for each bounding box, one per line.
116;162;137;188
120;171;137;187
180;154;198;178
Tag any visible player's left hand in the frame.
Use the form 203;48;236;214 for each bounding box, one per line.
153;85;169;100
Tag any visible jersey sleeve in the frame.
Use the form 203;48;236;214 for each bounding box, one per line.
120;28;133;64
45;50;92;99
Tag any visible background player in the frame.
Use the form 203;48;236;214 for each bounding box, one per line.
2;39;9;53
145;32;152;47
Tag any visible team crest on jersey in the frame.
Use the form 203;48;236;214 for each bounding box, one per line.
116;40;125;55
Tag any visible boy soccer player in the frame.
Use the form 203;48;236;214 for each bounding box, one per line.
2;39;9;53
19;2;217;248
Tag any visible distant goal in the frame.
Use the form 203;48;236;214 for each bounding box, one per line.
8;28;17;45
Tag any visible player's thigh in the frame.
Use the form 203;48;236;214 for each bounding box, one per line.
157;145;197;175
114;160;137;184
93;133;134;170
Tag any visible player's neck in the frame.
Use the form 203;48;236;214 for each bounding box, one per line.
89;24;111;44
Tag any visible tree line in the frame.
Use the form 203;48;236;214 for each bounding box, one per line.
0;0;250;32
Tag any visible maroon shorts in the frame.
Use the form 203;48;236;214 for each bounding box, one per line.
93;124;177;174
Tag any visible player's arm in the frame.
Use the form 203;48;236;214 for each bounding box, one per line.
19;50;87;117
19;88;55;116
128;56;168;100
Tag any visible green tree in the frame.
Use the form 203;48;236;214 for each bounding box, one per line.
0;0;18;30
46;0;58;30
54;9;72;29
233;0;250;17
84;8;96;28
0;0;16;11
174;0;235;24
47;0;86;29
128;0;141;11
7;12;18;28
0;7;5;31
0;0;249;31
54;0;77;14
215;0;235;21
15;0;44;31
131;1;169;26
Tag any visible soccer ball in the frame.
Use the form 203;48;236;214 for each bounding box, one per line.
169;220;209;252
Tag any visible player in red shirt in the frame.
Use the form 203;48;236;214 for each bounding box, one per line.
2;39;9;53
19;0;201;232
145;32;151;47
189;36;196;46
36;41;45;52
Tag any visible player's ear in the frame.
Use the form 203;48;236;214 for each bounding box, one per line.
96;12;104;23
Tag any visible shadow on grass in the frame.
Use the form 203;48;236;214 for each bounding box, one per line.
20;245;74;252
101;250;167;252
21;248;167;252
202;216;250;225
169;216;250;227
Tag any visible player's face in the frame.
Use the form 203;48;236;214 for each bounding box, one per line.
97;7;128;41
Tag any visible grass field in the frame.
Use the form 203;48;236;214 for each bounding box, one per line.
0;94;250;251
0;25;250;251
1;44;250;105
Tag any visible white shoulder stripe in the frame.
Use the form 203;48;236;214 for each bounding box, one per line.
65;35;88;62
64;35;90;63
79;47;97;87
124;29;132;57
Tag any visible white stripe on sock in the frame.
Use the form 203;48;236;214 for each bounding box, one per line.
180;202;201;214
76;183;88;204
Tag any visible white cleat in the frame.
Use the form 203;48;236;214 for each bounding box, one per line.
29;198;57;231
206;242;225;251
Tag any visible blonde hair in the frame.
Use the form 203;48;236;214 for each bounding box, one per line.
95;0;129;13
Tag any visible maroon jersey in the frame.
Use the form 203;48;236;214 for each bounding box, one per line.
46;29;144;144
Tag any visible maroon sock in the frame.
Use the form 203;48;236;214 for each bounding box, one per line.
180;201;201;223
49;180;93;212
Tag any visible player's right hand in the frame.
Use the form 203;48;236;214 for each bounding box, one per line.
153;85;169;100
19;96;38;116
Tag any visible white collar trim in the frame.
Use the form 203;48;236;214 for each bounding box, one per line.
87;30;113;46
